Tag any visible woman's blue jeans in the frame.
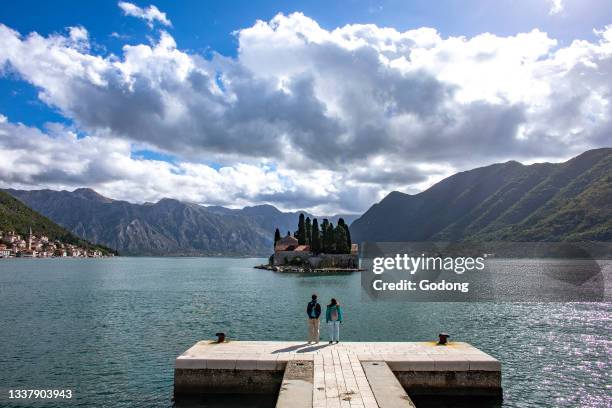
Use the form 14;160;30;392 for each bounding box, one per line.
328;321;340;342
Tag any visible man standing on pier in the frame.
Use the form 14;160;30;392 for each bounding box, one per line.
306;294;322;343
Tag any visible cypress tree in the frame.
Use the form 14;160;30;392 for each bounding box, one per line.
337;218;351;252
311;218;321;254
305;217;312;245
274;228;281;246
297;213;306;245
324;222;336;253
345;225;352;250
321;219;329;253
334;224;349;254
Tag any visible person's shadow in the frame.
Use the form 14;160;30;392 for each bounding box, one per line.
272;343;309;353
272;343;330;354
297;344;329;353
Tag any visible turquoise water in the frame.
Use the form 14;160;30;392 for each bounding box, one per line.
0;257;610;407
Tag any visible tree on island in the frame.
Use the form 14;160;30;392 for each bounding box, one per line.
274;228;281;245
320;219;329;252
334;223;349;254
328;223;336;253
305;217;312;245
311;218;321;253
297;213;306;245
274;215;352;255
321;220;336;253
337;218;351;249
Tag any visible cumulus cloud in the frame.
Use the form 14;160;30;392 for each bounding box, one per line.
0;119;285;208
0;13;611;212
0;118;379;213
548;0;564;15
118;2;171;28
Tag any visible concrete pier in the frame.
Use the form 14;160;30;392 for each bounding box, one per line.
276;360;313;408
362;361;416;408
174;341;502;407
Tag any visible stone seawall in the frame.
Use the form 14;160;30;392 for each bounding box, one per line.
273;252;358;268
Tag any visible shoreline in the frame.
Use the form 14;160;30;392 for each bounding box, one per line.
0;255;116;259
254;264;364;273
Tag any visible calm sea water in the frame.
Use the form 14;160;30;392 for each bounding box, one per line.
0;258;610;407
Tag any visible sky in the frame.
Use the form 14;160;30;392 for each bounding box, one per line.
0;0;611;214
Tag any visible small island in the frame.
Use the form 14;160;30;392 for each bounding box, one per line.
256;214;361;273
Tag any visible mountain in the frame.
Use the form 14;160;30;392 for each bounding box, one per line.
213;204;357;237
4;188;357;256
351;148;612;242
0;191;115;254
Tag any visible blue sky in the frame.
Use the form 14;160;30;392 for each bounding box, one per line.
0;1;610;212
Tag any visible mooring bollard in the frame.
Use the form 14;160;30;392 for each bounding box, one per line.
438;332;450;345
215;332;225;343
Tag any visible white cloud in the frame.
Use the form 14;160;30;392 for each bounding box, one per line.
118;2;171;28
68;26;88;43
0;119;278;208
0;118;378;213
548;0;564;15
0;13;611;212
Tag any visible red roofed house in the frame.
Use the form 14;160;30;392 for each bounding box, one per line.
274;235;299;251
273;234;311;265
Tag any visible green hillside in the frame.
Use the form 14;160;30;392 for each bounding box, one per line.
0;191;117;255
351;148;612;243
474;149;612;241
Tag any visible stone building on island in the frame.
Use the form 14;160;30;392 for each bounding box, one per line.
272;232;359;269
273;234;311;265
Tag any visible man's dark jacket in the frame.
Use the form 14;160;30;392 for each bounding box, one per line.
307;300;321;319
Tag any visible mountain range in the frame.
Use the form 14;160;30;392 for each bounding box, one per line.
4;188;357;256
3;148;610;256
351;147;611;243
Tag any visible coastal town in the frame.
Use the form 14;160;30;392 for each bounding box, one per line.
0;228;107;258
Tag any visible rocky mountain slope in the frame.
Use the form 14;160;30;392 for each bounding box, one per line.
5;189;357;256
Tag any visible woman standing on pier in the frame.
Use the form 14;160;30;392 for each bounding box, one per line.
326;298;343;344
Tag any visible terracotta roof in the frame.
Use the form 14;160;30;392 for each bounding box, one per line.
277;235;298;245
294;245;310;252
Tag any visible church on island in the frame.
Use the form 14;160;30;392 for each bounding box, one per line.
274;234;310;252
271;214;359;270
